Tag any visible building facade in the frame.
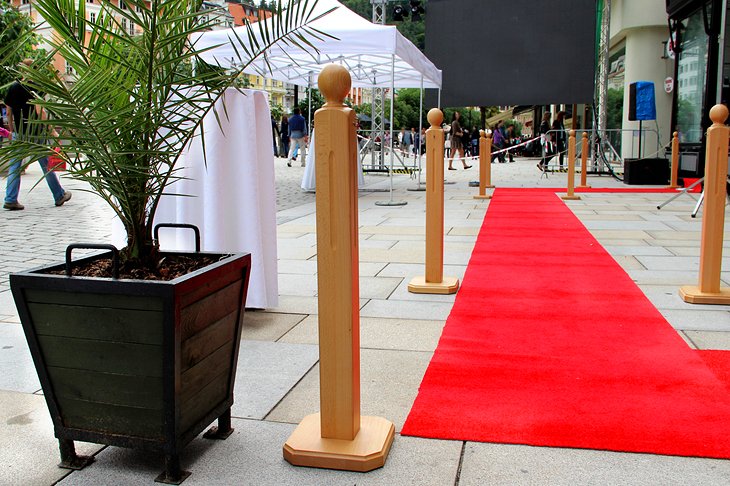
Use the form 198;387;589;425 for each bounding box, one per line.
609;0;673;159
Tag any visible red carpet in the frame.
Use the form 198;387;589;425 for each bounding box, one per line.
401;188;730;458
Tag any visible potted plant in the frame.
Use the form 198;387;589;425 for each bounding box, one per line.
0;0;325;483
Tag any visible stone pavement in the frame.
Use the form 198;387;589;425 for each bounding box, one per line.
2;156;730;485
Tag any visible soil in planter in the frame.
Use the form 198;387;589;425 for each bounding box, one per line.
47;254;226;281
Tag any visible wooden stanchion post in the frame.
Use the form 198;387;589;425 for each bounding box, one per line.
408;108;460;295
283;64;395;471
561;130;581;200
667;131;680;189
680;105;730;304
474;130;493;200
577;132;591;189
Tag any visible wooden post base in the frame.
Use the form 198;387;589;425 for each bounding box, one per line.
473;194;492;200
576;185;591;189
560;194;582;200
283;414;395;472
679;285;730;304
666;184;680;189
408;275;459;294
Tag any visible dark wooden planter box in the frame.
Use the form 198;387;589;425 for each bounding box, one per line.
10;250;251;484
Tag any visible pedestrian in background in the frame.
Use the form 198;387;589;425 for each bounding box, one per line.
491;120;507;163
447;111;471;170
287;107;308;167
552;111;567;169
4;58;71;211
537;112;552;172
271;115;279;155
279;114;290;157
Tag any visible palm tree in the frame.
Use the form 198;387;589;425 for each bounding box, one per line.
0;0;328;267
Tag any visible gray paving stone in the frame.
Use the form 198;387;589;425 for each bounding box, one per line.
602;245;672;256
266;348;432;431
684;330;730;350
0;390;103;486
660;309;730;331
583;220;673;231
241;311;306;342
458;442;730;486
280;315;445;352
360;298;453;321
641;285;730;311
58;420;461;486
233;340;319;420
0;324;41;393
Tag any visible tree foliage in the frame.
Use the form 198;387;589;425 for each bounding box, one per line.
341;0;426;50
0;1;40;92
0;0;329;263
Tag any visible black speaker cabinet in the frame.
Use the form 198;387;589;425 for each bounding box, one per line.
623;158;669;185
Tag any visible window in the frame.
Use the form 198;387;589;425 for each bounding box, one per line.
65;62;74;75
120;0;127;9
21;0;30;5
122;18;128;32
87;0;94;3
90;12;96;23
136;5;143;12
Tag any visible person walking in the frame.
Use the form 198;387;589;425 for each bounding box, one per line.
287;107;308;167
491;120;507;163
537;112;552;172
552;111;567;169
4;58;71;211
279;114;290;158
402;127;412;158
447;111;471;170
271;115;279;155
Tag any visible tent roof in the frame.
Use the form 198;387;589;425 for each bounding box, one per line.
193;0;442;89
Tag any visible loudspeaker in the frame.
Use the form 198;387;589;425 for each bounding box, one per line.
628;81;657;121
623;158;669;185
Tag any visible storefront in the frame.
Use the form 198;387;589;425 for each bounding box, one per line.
666;0;729;176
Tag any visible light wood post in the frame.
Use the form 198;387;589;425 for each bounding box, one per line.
577;132;591;189
561;130;581;200
408;108;460;294
283;64;395;471
474;130;493;200
667;131;680;189
680;105;730;304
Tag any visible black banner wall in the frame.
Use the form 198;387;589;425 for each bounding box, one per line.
425;0;598;107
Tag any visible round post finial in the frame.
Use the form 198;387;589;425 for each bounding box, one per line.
569;129;575;137
582;132;588;140
318;64;351;106
709;104;729;126
427;108;443;128
479;129;485;138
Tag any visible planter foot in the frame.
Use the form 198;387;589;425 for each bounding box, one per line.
203;409;234;440
58;439;94;470
155;454;191;484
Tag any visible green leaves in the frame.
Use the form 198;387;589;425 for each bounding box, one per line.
0;0;323;260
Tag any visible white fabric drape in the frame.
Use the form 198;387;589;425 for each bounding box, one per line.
113;88;278;309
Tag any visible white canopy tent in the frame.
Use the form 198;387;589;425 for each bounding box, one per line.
194;0;442;202
193;0;442;89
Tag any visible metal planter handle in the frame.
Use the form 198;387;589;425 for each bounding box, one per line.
153;223;201;253
65;244;120;279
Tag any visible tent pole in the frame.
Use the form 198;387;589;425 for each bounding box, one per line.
438;89;441;109
376;54;406;207
308;72;313;135
408;75;426;192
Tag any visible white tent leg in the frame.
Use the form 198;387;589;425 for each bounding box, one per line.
409;75;426;192
376;54;406;207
